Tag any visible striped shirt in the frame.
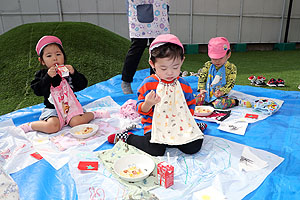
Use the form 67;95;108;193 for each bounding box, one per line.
137;74;196;134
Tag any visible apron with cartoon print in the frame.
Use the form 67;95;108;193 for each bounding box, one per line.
205;64;226;103
151;77;203;145
50;78;84;129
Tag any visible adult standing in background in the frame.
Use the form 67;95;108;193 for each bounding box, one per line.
121;0;170;94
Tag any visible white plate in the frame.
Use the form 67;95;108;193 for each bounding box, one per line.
194;106;214;117
114;154;155;182
69;124;98;139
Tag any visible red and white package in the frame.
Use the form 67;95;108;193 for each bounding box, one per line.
56;65;69;77
157;161;174;188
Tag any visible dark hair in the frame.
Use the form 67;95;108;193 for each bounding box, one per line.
150;43;184;64
226;49;231;55
39;43;66;64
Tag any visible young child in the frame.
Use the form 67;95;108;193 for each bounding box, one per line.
197;37;238;109
19;35;109;134
108;34;206;156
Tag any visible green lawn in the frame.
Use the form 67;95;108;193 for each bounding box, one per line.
0;22;299;116
182;50;300;89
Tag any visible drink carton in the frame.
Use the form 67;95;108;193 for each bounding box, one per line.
157;161;174;188
56;65;69;77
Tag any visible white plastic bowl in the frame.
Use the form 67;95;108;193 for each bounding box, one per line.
194;106;214;117
114;154;155;182
69;124;98;139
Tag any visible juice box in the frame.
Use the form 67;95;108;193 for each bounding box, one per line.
157;161;174;188
56;65;69;77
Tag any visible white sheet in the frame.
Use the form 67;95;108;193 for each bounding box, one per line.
69;135;283;200
1;96;140;171
195;90;284;135
0;125;38;174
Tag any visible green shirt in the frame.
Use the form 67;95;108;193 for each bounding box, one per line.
197;61;237;95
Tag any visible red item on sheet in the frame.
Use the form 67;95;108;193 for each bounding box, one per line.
30;152;43;160
245;113;259;119
77;161;98;171
157;161;174;188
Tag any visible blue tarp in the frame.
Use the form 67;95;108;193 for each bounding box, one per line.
2;69;300;199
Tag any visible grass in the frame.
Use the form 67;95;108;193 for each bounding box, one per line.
182;50;300;89
0;22;149;116
0;22;300;116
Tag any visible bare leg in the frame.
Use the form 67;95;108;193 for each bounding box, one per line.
31;117;61;134
68;112;94;127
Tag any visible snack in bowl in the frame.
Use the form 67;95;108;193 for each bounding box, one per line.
114;154;155;182
70;124;98;139
75;127;93;135
194;106;214;117
120;165;144;178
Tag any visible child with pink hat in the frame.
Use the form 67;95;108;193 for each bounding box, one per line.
19;35;110;134
196;37;238;109
108;34;207;156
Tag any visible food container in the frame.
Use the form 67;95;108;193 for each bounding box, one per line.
114;154;155;182
194;105;214;117
157;161;174;188
69;124;98;139
56;65;69;77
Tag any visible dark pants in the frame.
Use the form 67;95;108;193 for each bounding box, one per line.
121;38;155;83
127;132;204;156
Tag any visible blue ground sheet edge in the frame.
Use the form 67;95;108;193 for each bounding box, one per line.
1;68;300;200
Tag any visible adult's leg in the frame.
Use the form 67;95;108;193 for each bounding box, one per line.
127;133;167;156
177;138;204;154
121;38;148;83
148;38;155;75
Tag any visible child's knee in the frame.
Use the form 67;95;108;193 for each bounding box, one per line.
69;115;86;127
180;139;203;154
69;118;81;127
45;122;60;133
148;146;166;156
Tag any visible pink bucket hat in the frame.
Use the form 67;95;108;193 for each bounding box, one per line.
208;37;230;59
149;34;184;54
35;36;63;56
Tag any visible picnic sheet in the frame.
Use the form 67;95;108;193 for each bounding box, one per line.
69;136;283;200
1;69;300;199
195;90;284;135
2;96;140;171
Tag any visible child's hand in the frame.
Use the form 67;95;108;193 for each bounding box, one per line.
199;89;207;96
195;90;207;105
145;90;161;106
48;66;57;78
142;90;161;112
65;65;74;74
214;90;224;98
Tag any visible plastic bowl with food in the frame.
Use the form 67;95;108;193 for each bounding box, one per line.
70;124;98;139
114;154;155;182
194;106;214;117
